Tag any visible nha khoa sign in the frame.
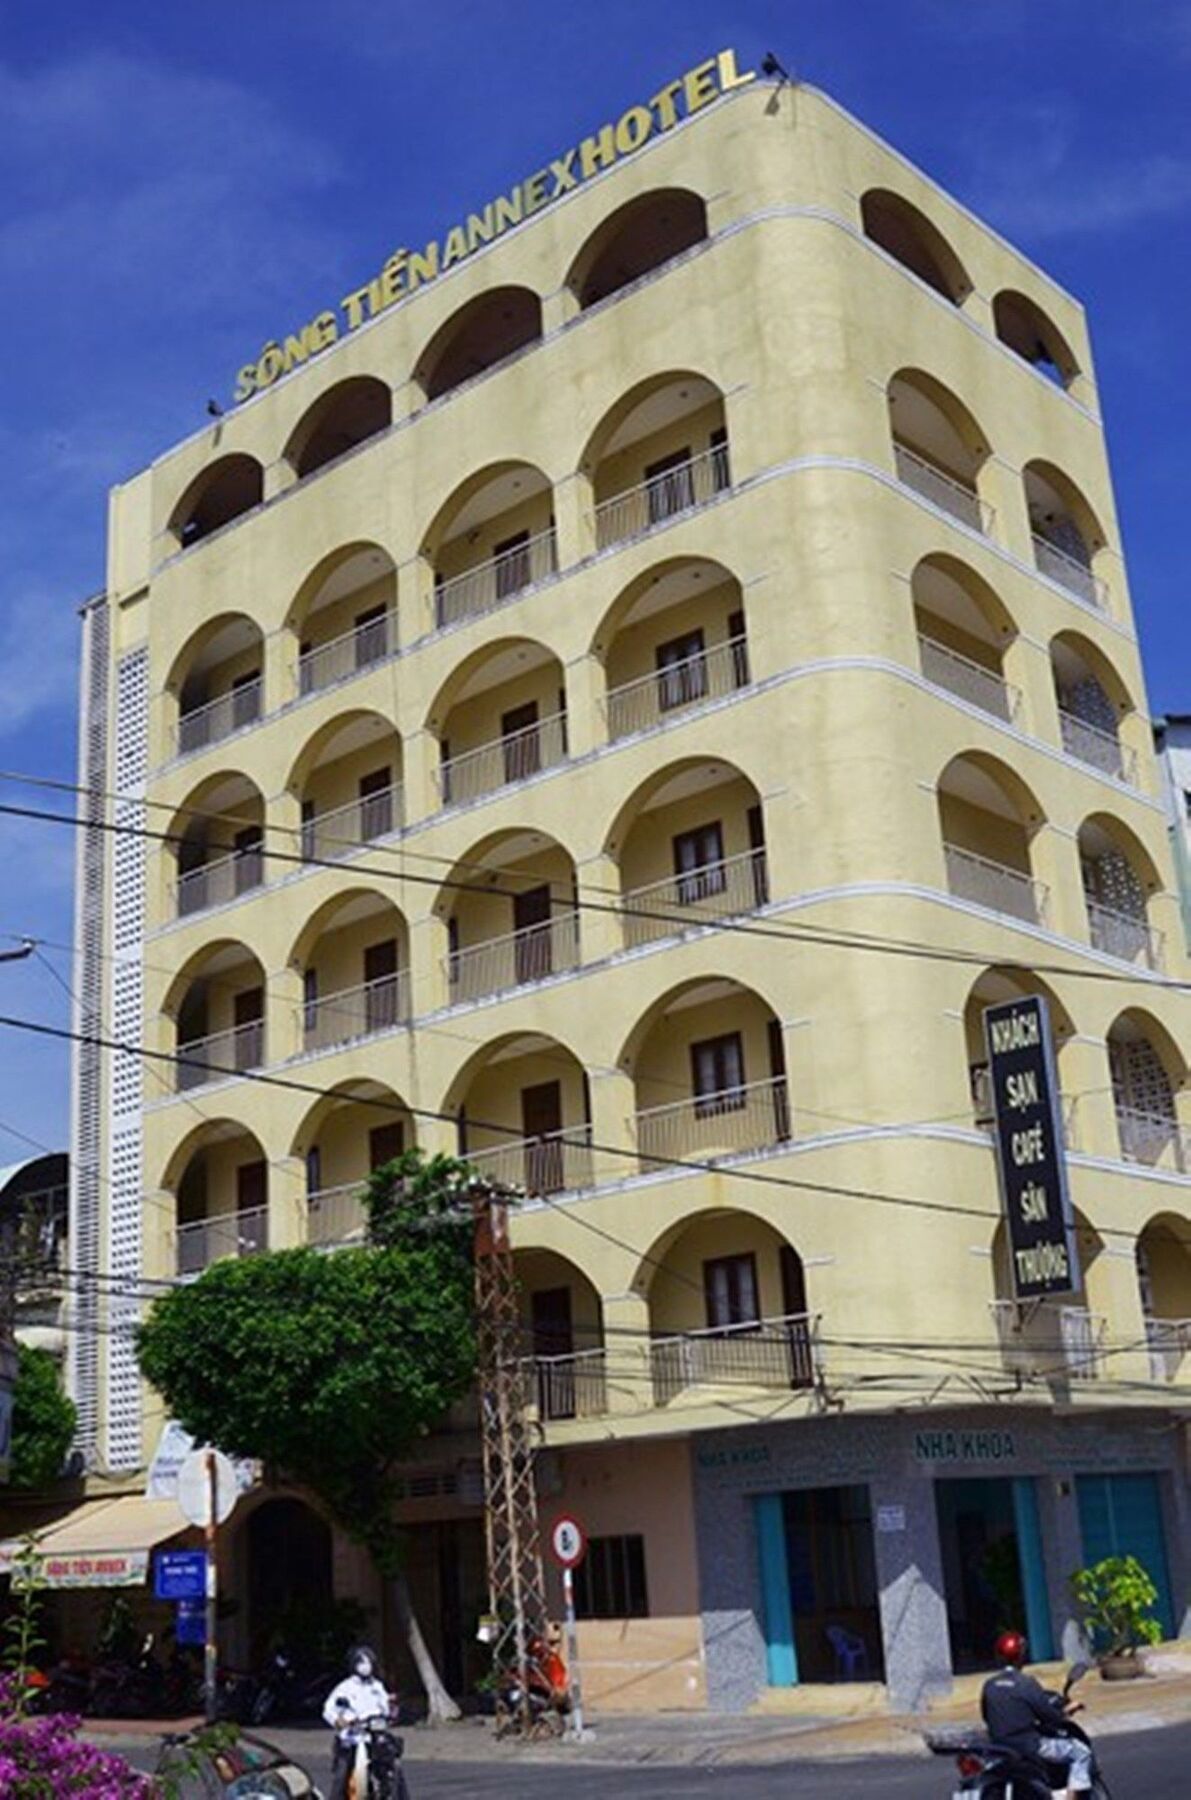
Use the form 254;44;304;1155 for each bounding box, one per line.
233;48;755;401
983;994;1079;1300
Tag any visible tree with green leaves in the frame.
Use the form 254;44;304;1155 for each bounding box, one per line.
137;1150;485;1721
8;1345;76;1490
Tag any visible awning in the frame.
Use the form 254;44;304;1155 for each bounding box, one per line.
0;1495;190;1588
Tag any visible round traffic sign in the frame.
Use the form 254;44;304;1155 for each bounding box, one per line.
550;1514;586;1569
176;1448;238;1527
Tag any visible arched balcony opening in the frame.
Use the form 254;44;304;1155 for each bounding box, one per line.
888;369;991;534
963;967;1074;1135
167;1120;269;1277
992;291;1079;390
1078;816;1163;970
1108;1010;1187;1173
623;979;789;1170
428;638;566;808
911;554;1018;723
583;372;730;553
168;614;264;760
169;454;264;549
172;772;265;920
414;286;542;405
293;1079;412;1249
438;829;579;1005
1024;460;1108;609
1136;1217;1191;1381
566;188;708;310
516;1249;607;1421
284;376;391;480
990;1212;1106;1384
291;888;410;1057
448;1032;593;1198
424;462;557;630
937;752;1046;926
607;758;767;950
288;543;398;699
860;189;971;305
1050;632;1135;783
167;940;267;1093
289;711;403;866
596;557;749;741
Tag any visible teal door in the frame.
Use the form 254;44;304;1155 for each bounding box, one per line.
1075;1473;1174;1639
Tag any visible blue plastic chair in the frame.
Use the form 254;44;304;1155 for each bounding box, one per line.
826;1625;870;1680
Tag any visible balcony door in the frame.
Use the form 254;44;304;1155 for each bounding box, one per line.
233;987;264;1069
494;528;532;600
655;628;706;712
513;883;552;984
501;700;541;784
232;825;263;894
691;1031;745;1116
358;766;393;841
369;1120;405;1170
781;1246;814;1387
236;1160;267;1254
644;446;694;523
673;821;725;906
521;1079;563;1195
363;938;399;1031
532;1285;575;1419
354;602;388;669
230;669;262;730
704;1252;759;1330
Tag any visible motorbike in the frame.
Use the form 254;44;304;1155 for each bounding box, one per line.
341;1714;410;1800
926;1661;1112;1797
496;1634;570;1739
155;1724;324;1798
217;1647;335;1725
89;1632;166;1718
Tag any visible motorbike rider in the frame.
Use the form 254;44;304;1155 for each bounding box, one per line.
322;1644;395;1800
980;1630;1092;1798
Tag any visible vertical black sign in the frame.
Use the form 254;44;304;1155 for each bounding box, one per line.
983;994;1079;1299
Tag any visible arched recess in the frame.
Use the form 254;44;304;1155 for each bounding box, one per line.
436;828;579;1005
426;637;566;807
286;542;398;698
937;751;1046;926
581;371;730;551
291;1077;412;1246
888;368;991;533
287;710;402;861
289;887;410;1054
422;462;557;629
1023;460;1108;607
170;771;266;919
165;938;267;1091
593;556;750;738
962;965;1074;1128
1135;1215;1191;1379
1050;630;1133;779
284;376;391;479
515;1248;606;1421
169;454;264;548
566;188;708;309
993;291;1079;389
168;613;265;756
445;1030;593;1198
990;1207;1106;1383
911;554;1018;721
860;189;972;304
163;1118;269;1277
1107;1008;1187;1171
414;286;543;404
242;1497;333;1662
1078;814;1163;969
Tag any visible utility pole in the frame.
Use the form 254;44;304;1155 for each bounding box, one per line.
474;1186;547;1735
0;939;36;1482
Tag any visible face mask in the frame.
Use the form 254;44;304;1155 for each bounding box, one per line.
354;1658;373;1679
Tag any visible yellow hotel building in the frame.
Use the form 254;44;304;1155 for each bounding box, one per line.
69;56;1190;1710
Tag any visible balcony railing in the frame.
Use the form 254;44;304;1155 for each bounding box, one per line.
594;442;731;552
622;848;769;949
434;525;558;630
1086;898;1163;971
176;1205;268;1277
297;610;397;697
1115;1104;1190;1173
944;844;1047;926
176;1020;264;1091
918;636;1019;724
990;1301;1104;1380
177;844;264;918
1058;709;1136;784
893;442;990;534
301;972;409;1053
1059;1307;1106;1381
634;1075;790;1169
301;786;403;864
438;711;567;807
466;1126;595;1198
605;634;750;741
1145;1316;1191;1382
177;679;262;758
527;1347;609;1421
448;911;580;1003
307;1182;368;1248
651;1311;819;1406
1032;534;1107;610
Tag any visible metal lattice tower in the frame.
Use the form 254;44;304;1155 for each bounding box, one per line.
474;1190;547;1733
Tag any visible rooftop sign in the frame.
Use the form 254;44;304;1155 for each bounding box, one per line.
982;994;1079;1300
233;49;754;402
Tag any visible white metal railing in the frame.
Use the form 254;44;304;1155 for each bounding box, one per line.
176;1205;268;1277
944;844;1047;926
1115;1105;1191;1173
651;1311;819;1405
448;911;580;1003
1145;1316;1191;1382
1032;533;1107;609
990;1301;1104;1381
176;1020;264;1091
894;442;991;534
527;1347;609;1420
300;972;409;1053
594;441;732;551
438;711;567;806
622;848;769;948
918;636;1019;723
1086;898;1163;971
466;1127;595;1198
301;786;403;863
306;1182;368;1248
1060;1307;1106;1381
176;844;264;917
297;610;397;696
177;679;262;757
605;634;750;740
634;1075;790;1168
1058;708;1136;784
434;525;558;629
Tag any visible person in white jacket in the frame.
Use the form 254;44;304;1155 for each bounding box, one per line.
322;1644;395;1800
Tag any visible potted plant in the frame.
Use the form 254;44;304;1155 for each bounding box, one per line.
1070;1555;1162;1679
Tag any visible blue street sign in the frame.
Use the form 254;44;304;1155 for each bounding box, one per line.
175;1598;206;1646
154;1549;208;1601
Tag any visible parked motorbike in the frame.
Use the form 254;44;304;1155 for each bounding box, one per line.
927;1661;1112;1797
216;1647;334;1725
343;1714;410;1800
496;1633;570;1739
155;1724;324;1798
89;1633;166;1718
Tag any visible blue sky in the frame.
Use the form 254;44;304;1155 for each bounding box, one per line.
1;1;1188;1150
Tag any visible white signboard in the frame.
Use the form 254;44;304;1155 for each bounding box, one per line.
177;1449;239;1528
876;1505;906;1534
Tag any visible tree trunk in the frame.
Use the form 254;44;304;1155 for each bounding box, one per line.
393;1569;461;1723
